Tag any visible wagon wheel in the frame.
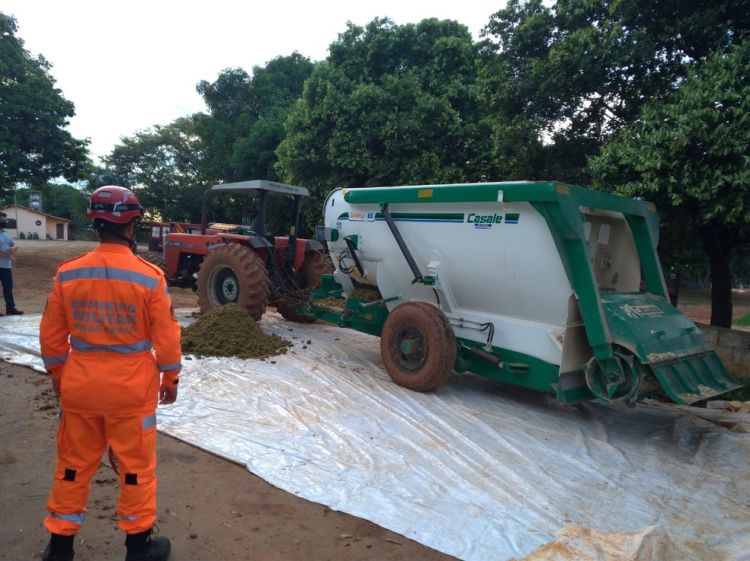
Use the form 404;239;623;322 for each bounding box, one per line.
196;244;270;320
276;250;333;323
380;301;456;391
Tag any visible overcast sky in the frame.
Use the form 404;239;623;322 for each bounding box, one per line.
4;0;500;162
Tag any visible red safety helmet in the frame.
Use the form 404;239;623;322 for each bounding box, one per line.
87;186;144;224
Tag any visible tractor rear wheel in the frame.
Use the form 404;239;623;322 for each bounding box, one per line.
197;244;270;320
276;250;333;323
140;251;166;273
380;302;456;392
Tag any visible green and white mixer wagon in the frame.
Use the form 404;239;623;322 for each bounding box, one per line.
304;181;740;405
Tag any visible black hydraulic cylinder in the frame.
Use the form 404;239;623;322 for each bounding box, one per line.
381;206;423;283
466;346;504;368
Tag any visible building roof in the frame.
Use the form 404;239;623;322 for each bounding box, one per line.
0;204;70;223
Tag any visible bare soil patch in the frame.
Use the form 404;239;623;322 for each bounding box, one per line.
676;288;750;328
9;240;198;312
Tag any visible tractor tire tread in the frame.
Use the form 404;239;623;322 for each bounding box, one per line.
196;244;270;320
276;250;332;323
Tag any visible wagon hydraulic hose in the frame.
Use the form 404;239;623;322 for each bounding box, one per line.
343;237;365;276
381;205;423;284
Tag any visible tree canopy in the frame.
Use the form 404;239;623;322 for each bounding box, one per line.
0;13;89;195
96;117;207;223
590;40;750;326
276;18;490;230
196;53;314;183
480;0;750;183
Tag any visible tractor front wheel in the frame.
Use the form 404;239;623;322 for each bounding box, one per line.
276;250;333;323
380;302;456;392
197;244;270;320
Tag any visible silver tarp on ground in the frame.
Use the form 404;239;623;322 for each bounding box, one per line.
1;312;749;561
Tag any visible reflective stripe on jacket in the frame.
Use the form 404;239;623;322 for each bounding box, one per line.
40;243;182;415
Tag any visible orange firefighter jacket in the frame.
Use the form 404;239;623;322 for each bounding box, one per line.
40;244;181;415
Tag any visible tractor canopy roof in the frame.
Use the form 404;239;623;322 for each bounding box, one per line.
210;180;309;197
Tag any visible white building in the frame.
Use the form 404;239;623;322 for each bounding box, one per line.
0;205;70;240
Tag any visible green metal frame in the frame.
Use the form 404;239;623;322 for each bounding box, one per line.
454;338;595;403
306;275;389;337
345;181;664;393
325;181;739;403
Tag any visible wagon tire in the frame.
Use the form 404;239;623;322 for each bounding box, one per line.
197;244;270;320
380;301;456;392
277;250;333;323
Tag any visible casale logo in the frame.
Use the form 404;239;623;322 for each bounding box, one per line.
466;212;520;228
467;213;503;224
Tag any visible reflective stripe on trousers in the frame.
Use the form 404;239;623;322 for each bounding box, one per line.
50;512;86;525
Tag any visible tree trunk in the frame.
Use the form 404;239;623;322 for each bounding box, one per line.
701;228;733;328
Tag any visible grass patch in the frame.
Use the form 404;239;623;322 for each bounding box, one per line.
733;311;750;327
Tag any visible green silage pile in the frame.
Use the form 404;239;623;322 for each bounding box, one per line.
313;296;347;309
311;288;381;310
181;304;291;359
350;288;381;301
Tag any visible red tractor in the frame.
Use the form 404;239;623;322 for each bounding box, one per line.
147;221;203;252
142;221;203;270
162;180;331;322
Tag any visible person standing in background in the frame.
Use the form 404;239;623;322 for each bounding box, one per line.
0;211;23;316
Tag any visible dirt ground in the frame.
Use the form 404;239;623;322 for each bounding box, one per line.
676;287;750;327
8;240;198;313
1;240;454;561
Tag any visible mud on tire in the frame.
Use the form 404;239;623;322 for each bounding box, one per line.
276;250;333;323
380;301;456;392
197;244;270;321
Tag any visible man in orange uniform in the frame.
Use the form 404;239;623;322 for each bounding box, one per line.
39;186;182;561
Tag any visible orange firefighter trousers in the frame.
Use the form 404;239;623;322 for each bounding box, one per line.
45;411;157;535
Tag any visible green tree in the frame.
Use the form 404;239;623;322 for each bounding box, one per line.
480;0;750;183
195;68;251;182
277;18;490;232
97;116;208;223
196;53;314;182
589;41;750;327
0;13;89;195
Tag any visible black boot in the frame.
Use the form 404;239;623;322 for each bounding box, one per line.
42;533;75;561
6;308;23;315
124;528;171;561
